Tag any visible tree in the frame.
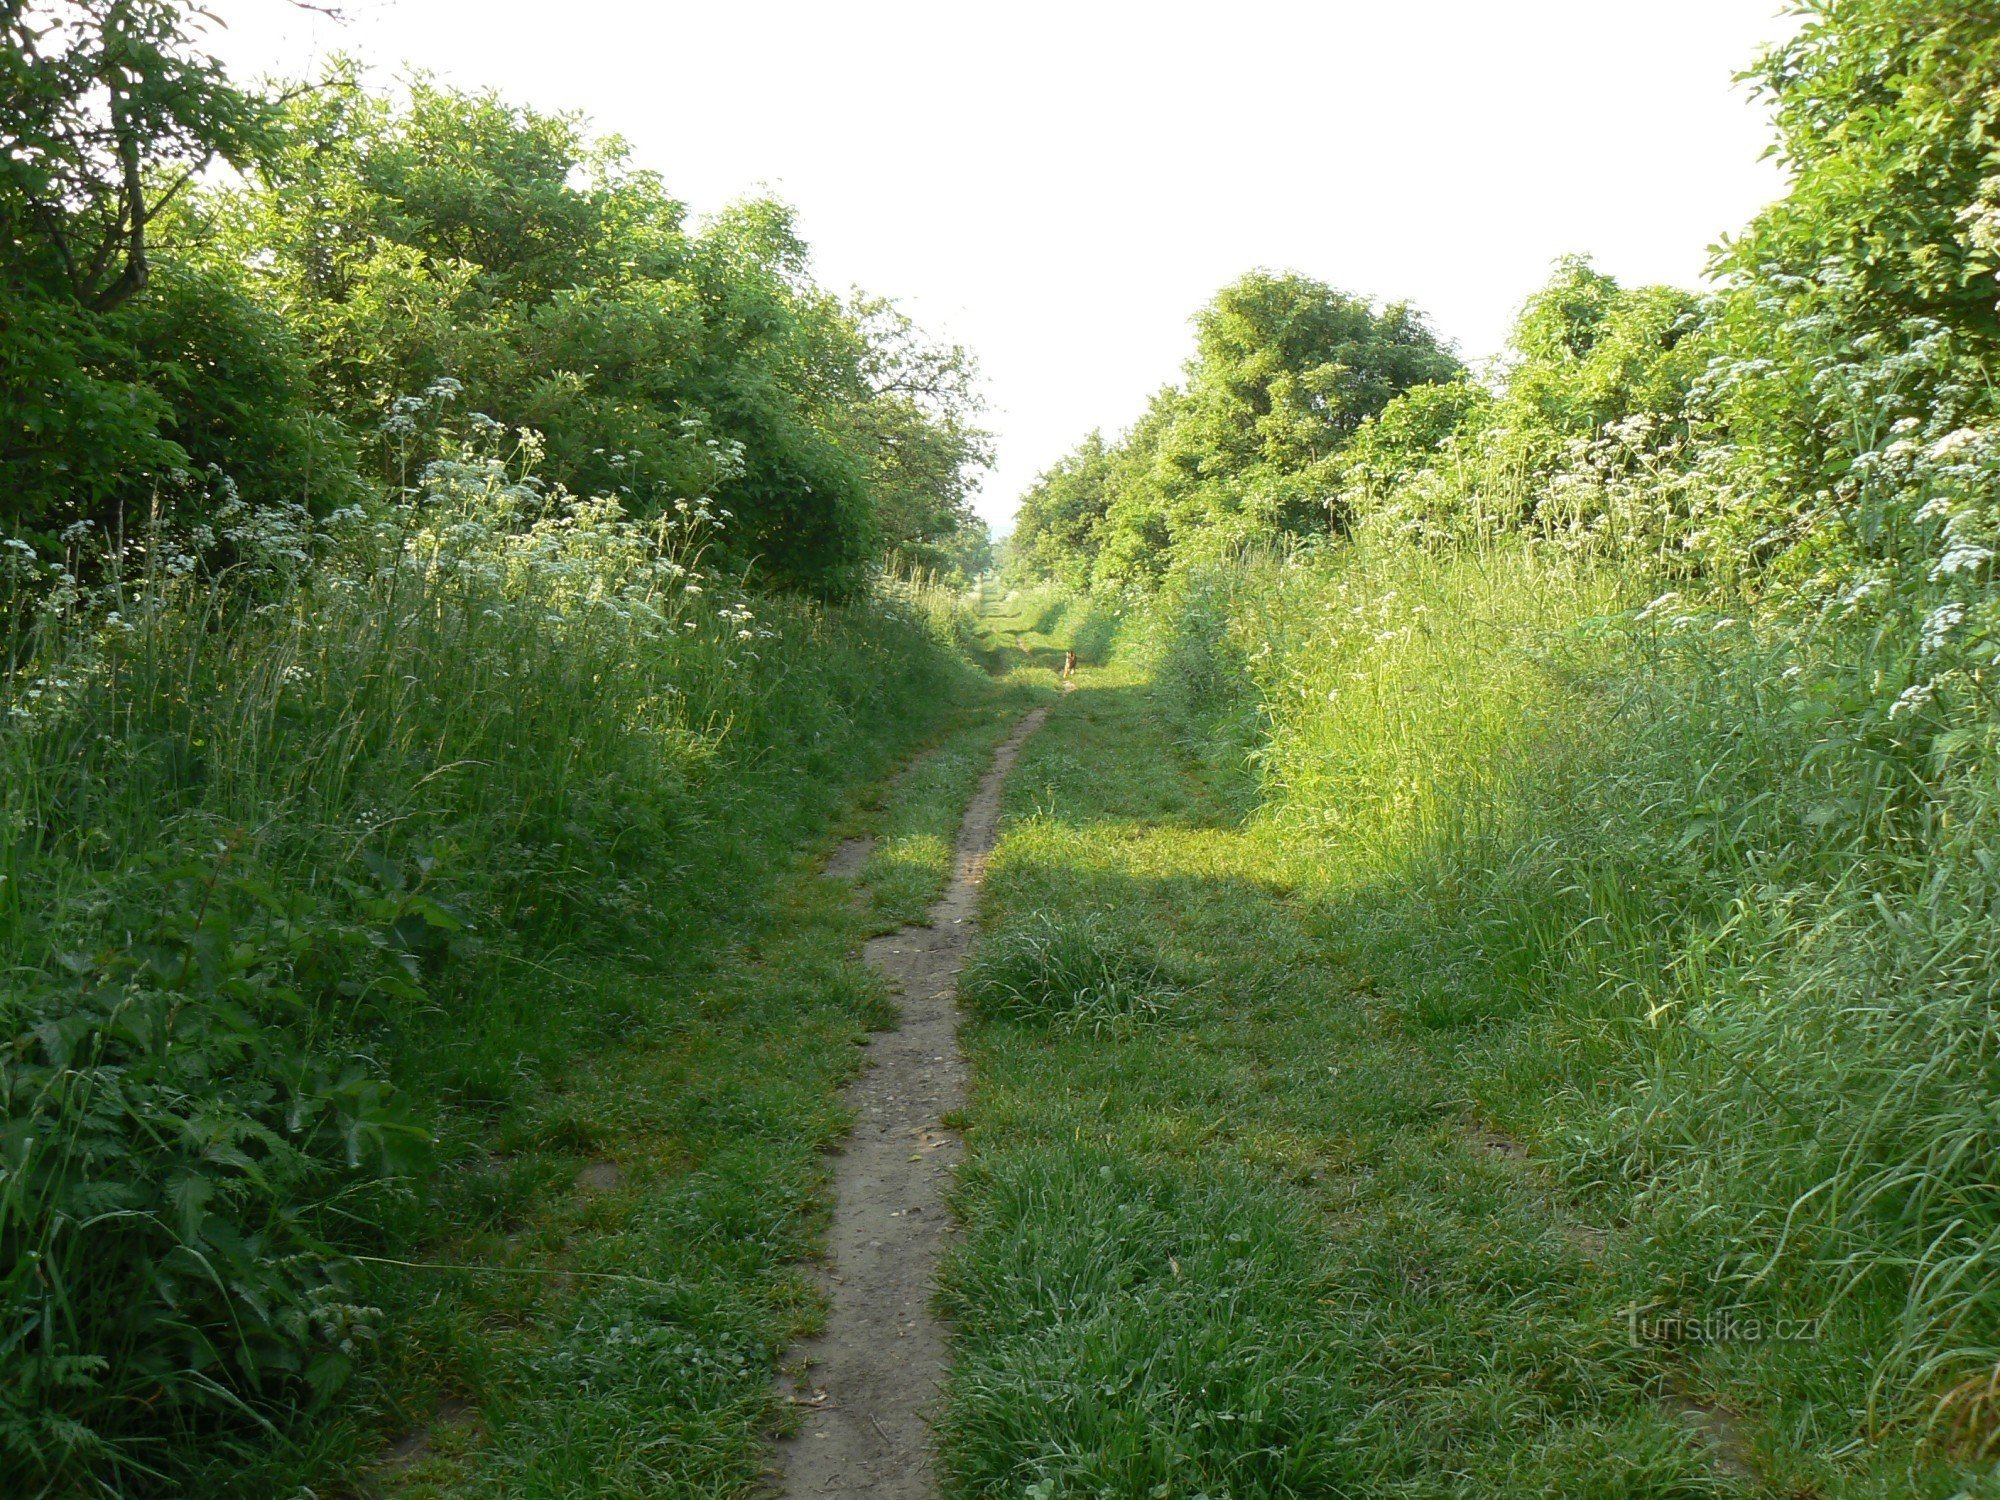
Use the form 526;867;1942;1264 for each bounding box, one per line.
1011;432;1114;589
2;0;269;313
1502;257;1703;443
1162;271;1461;546
848;296;992;578
202;75;986;595
1;0;309;538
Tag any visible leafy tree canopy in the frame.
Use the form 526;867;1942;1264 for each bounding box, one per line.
1012;272;1459;584
2;19;988;594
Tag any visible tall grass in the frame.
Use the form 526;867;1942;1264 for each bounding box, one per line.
1140;529;2000;1463
0;436;978;1487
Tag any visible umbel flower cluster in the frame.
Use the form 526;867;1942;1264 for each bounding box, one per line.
0;383;965;1474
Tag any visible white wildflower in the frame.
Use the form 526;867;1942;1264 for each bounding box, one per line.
1890;680;1936;718
1925;427;1985;461
1921;601;1966;654
1932;545;1993;579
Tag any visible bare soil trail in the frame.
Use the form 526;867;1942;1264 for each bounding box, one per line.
773;706;1048;1497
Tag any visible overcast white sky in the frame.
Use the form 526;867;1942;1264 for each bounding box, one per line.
206;1;1796;532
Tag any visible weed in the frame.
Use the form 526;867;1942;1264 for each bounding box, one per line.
962;909;1181;1034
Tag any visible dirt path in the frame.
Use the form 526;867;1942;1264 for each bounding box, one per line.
773;707;1048;1498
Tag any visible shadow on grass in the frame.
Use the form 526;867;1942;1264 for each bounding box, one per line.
945;811;1725;1498
1001;682;1262;834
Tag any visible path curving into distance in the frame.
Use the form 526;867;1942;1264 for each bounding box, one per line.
774;707;1048;1497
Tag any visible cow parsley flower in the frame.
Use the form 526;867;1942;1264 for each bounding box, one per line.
1890;680;1936;718
1932;545;1993;579
1925;427;1985;461
1921;602;1967;654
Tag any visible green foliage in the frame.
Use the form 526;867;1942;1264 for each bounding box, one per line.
1012;274;1460;588
1170;270;1461;528
1155;272;1461;558
1008;432;1115;589
2;19;988;594
0;387;980;1486
0;0;304;539
1503;258;1704;441
0;0;968;1489
1005;2;2000;1478
1082;387;1185;589
2;858;429;1477
0;1;271;313
1119;529;2000;1487
1697;1;2000;592
1735;0;2000;367
947;643;1728;1497
195;69;987;596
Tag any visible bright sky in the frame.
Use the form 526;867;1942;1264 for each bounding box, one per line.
207;1;1796;532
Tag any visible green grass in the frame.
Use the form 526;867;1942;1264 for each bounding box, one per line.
942;581;2000;1498
19;496;1997;1496
0;474;999;1494
942;647;1728;1497
348;598;1048;1499
852;678;1050;928
1194;538;2000;1497
347;859;923;1499
970;581;1122;680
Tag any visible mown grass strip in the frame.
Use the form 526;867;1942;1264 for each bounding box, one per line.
855;678;1051;928
942;644;1754;1498
362;648;1056;1499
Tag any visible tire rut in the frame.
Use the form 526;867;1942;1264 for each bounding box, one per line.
772;707;1047;1497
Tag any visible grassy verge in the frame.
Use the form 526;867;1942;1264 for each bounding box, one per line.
960;541;2000;1497
1181;539;2000;1496
0;468;996;1494
355;596;1053;1498
943;643;1750;1496
147;635;987;1497
359;869;899;1498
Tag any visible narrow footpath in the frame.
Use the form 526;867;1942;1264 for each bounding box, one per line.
773;707;1048;1497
